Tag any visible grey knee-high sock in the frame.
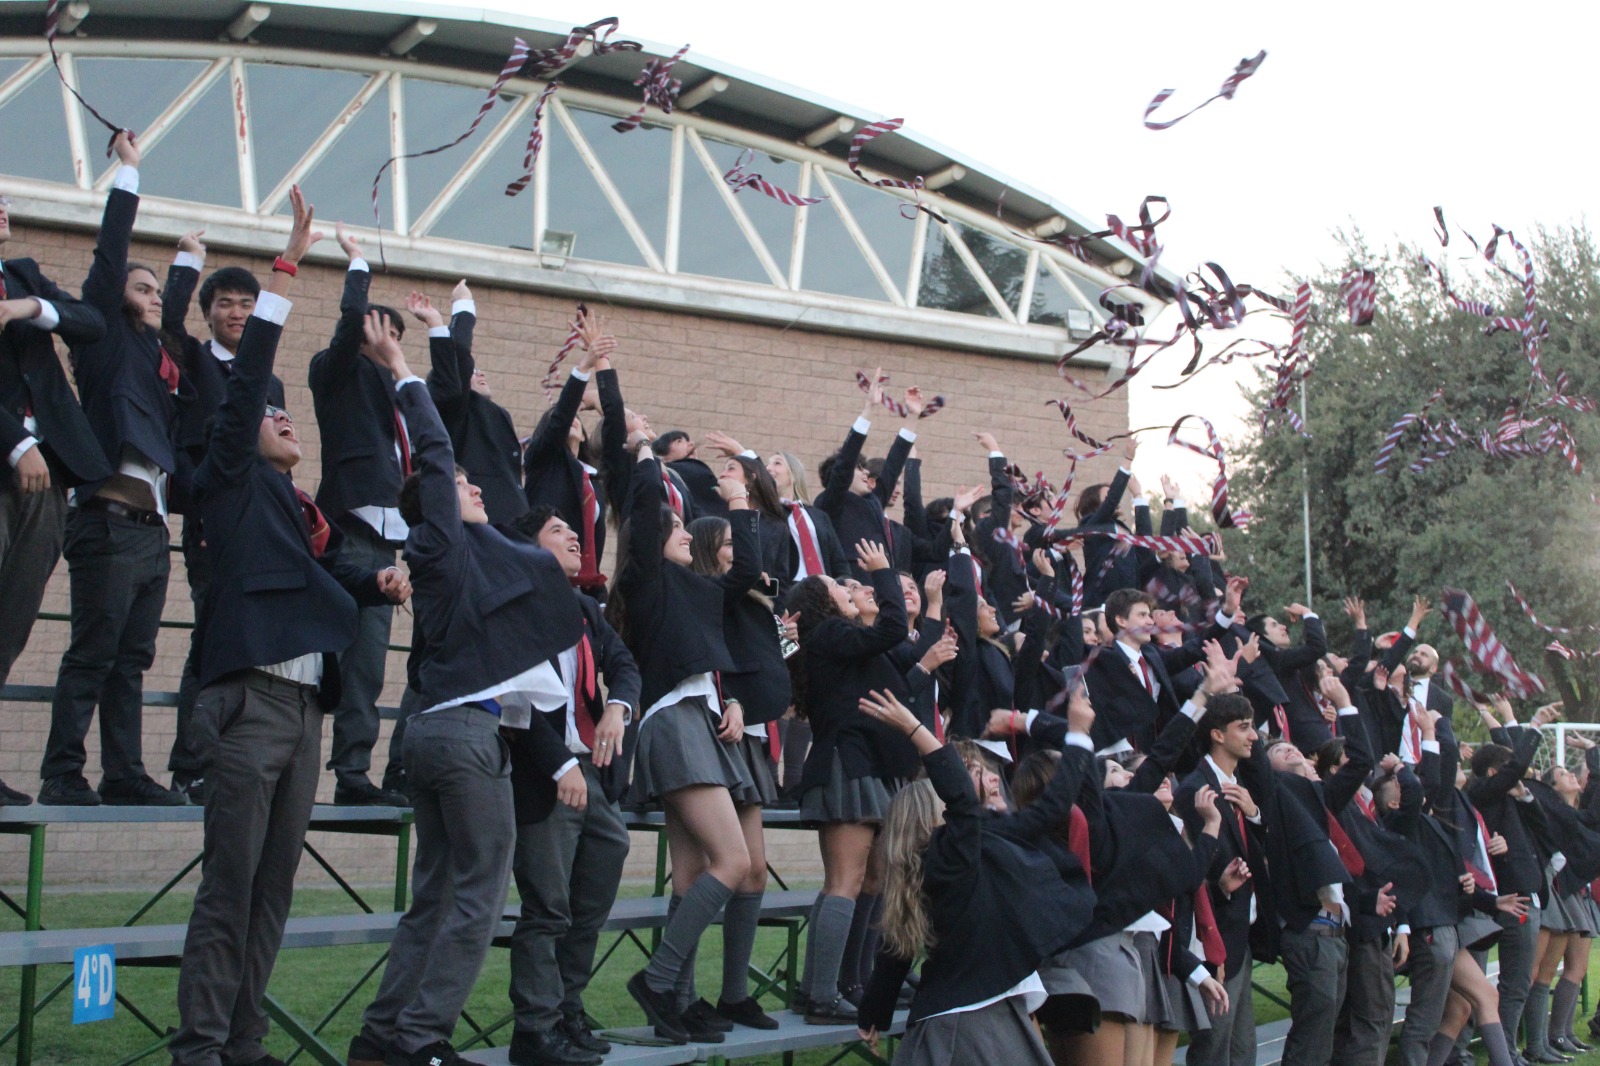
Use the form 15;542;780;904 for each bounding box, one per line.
646;873;733;995
720;891;764;1004
857;896;884;990
662;894;702;1010
1479;1022;1516;1066
1553;978;1582;1041
838;893;879;994
1426;1032;1458;1066
799;893;825;1000
1525;983;1552;1054
802;895;857;1002
782;720;810;791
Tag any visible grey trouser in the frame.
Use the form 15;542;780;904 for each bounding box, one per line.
1493;903;1542;1043
169;520;211;777
508;759;631;1031
170;671;322;1066
1279;924;1349;1066
1335;936;1396;1066
1185;946;1257;1066
0;480;66;686
41;507;168;783
326;518;394;788
1399;924;1459;1066
362;706;514;1053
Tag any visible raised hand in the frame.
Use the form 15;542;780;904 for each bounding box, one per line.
451;278;471;303
281;185;323;265
1065;683;1094;736
903;386;925;419
1032;548;1055;578
111;129;141;168
985;709;1024;738
1239;631;1262;665
919;630;958;673
855;539;890;572
857;689;919;735
177;228;206;259
972;431;999;453
923;568;947;604
359;309;409;379
1194;784;1223;833
1012;591;1037;615
404;291;443;330
703;430;745;458
1318;674;1351;710
1284;603;1310;622
953;484;985;513
335;221;363;261
1161;474;1181;500
1219;856;1251;894
1409;595;1432;630
1343;596;1366;628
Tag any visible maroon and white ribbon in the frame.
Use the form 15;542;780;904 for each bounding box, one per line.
1259;281;1312;437
44;0;125;152
1045;400;1116;462
370;36;531;261
504;80;561;197
1440;659;1486;704
1440;586;1545;699
854;370;946;418
1167;414;1251;529
723;149;826;206
1144;51;1268;130
612;44;689;134
1340;268;1376;326
541;302;588;399
846;118;947;223
1507;581;1600;637
523;17;641;80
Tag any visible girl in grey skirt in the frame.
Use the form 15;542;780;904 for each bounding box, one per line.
609;446;763;1045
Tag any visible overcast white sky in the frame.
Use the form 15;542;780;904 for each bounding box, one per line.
436;0;1596;491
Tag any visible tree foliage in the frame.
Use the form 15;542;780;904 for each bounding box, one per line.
1229;224;1600;713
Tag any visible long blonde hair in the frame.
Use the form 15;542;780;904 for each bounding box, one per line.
879;779;942;960
778;450;814;504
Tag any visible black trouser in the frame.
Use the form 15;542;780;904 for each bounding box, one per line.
41;508;168;784
168;519;211;778
326;518;395;788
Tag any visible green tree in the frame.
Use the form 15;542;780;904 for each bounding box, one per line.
1229;225;1600;714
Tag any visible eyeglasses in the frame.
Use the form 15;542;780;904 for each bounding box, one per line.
264;405;294;423
0;197;11;209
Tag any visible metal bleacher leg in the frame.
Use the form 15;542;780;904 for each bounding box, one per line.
16;824;45;1066
651;830;668;953
263;993;341;1066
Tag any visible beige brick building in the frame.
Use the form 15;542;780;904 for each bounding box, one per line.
0;0;1166;891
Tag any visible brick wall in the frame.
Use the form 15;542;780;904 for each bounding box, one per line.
0;221;1128;891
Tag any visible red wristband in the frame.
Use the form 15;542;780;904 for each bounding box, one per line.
272;256;298;277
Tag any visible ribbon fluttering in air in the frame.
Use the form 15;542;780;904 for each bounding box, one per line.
44;0;126;153
846;118;947;223
1507;581;1600;637
1046;400;1116;462
504;81;560;196
724;149;826;206
541;302;589;400
1167;415;1251;529
854;370;946;418
1440;586;1545;699
613;44;689;133
1144;51;1267;130
1340;268;1377;326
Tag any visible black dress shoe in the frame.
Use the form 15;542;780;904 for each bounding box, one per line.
626;971;690;1045
0;778;32;805
507;1026;601;1066
1527;1048;1573;1064
680;1000;728;1042
1552;1036;1591;1056
348;1029;389;1066
716;996;779;1030
100;774;187;806
38;774;100;806
803;994;857;1025
556;1013;610;1055
334;778;411;807
229;1056;288;1066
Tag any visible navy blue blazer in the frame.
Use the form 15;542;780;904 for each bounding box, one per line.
815;419;910;580
190;309;386;699
0;257;109;486
426;308;526;526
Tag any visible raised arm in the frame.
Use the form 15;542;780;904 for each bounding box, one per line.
307;225;373;390
873;415;914;508
423;284;470;409
160;230;203;343
80;132;141;316
366;311;459;563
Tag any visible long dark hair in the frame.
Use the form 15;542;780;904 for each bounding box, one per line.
728;454;786;522
784;575;847;719
687;516;730;578
604;503;679;646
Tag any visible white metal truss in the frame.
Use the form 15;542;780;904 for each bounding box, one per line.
0;36;1160;355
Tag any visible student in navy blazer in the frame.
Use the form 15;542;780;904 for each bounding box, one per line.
41;131;194;807
815;373;920;581
0;186;108;806
170;190;406;1066
351;309;586;1066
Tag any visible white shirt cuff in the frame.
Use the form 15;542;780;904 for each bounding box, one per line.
1421;740;1440;754
1397;924;1411;936
173;251;203;270
451;298;476;317
1216;609;1234;628
349;258;370;273
29;299;58;331
738;449;758;459
8;436;39;468
252;291;291;325
989;451;1005;459
1118;466;1131;476
1172;498;1187;509
852;416;871;435
1302;612;1319;621
1402;625;1416;639
1187;964;1209;988
1338;706;1358;717
1133;497;1150;508
1180;699;1205;722
395;375;423;391
1023;709;1040;731
552;756;579;782
1245;810;1263;825
428;325;450;338
570;368;591;382
897;427;916;443
1063;732;1094;752
112;165;139;193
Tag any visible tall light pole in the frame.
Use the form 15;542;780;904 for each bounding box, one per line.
1300;379;1313;606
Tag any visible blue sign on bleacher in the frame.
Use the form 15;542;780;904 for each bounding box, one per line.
72;944;115;1023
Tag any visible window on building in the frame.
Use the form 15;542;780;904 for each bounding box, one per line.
140;75;240;207
0;70;73;184
246;63;368;199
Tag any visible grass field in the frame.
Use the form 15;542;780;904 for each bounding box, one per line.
3;885;1600;1065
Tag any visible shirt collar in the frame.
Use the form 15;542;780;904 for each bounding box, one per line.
1116;639;1143;664
208;339;236;362
1205;754;1238;788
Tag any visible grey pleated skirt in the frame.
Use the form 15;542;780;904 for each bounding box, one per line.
895;995;1053;1066
1543;887;1596;936
1159;972;1211;1034
1457;911;1501;952
1040;932;1149;1022
734;731;779;807
629;696;760;805
1583;893;1600;936
800;750;892;825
